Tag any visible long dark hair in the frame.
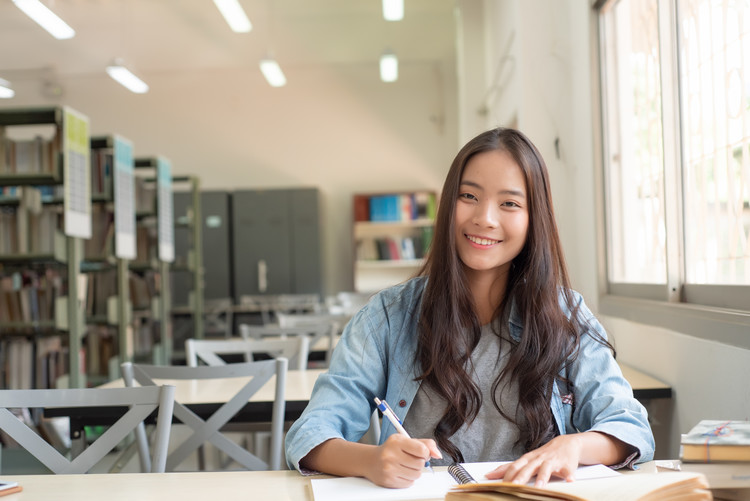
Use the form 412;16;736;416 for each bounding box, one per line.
416;128;609;462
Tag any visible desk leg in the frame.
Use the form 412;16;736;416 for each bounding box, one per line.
638;397;674;459
69;418;87;458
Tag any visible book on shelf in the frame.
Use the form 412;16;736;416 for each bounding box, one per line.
681;420;750;463
361;192;437;223
0;136;56;175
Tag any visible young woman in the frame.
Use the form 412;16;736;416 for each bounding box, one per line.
284;128;654;488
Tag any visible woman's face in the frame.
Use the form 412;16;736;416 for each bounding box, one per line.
454;149;529;281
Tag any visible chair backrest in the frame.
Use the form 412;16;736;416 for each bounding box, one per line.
185;336;309;371
275;313;349;366
0;386;175;474
203;298;234;338
121;359;287;471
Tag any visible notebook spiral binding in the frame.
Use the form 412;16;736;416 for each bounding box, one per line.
448;464;476;485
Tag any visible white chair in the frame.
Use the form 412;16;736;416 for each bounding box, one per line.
275;312;349;366
185;336;309;372
0;386;175;474
121;358;287;471
203;298;234;338
238;323;327;368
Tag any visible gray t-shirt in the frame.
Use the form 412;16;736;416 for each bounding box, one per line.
402;323;525;465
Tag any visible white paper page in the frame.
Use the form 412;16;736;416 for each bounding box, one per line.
310;470;457;501
460;461;621;484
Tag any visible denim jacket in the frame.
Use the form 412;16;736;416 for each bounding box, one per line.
285;277;655;471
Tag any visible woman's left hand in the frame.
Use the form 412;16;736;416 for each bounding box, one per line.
484;434;583;487
485;431;630;487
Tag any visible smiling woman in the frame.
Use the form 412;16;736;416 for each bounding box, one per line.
284;128;654;489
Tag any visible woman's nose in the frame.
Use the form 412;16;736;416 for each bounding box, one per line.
472;201;498;227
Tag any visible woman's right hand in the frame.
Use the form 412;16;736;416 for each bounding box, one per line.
364;434;442;488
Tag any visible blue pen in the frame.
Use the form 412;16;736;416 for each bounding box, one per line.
374;397;434;473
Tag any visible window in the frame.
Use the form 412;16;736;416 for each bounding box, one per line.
598;0;750;313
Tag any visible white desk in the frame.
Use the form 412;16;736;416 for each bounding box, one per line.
0;462;671;501
97;368;326;405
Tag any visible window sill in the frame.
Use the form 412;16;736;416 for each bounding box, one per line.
598;294;750;351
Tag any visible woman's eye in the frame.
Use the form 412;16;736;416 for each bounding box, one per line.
501;200;520;208
459;193;477;201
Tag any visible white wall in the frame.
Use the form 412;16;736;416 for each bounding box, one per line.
468;0;750;459
4;60;458;295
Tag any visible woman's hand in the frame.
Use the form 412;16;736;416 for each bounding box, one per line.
486;434;582;487
364;434;442;488
485;431;630;487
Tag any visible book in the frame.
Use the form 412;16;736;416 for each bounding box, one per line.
657;459;750;490
0;481;21;497
445;472;711;501
681;420;750;462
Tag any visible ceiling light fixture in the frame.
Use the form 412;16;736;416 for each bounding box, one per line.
0;78;14;99
106;61;149;94
382;0;404;21
213;0;252;33
13;0;75;40
259;58;287;87
380;50;398;82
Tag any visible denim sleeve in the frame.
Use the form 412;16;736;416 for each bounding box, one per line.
567;293;656;467
284;302;389;472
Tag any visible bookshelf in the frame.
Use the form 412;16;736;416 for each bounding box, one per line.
0;106;91;389
352;191;436;293
85;135;136;381
133;156;174;365
171;175;204;344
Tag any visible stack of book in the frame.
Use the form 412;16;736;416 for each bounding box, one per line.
679;420;750;500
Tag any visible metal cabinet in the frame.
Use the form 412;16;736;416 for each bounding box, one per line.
231;188;321;300
232;188;322;296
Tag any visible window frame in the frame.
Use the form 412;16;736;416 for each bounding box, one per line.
593;0;750;350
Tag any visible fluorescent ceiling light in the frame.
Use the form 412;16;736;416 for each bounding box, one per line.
13;0;75;39
380;51;398;82
106;63;149;94
259;59;287;87
0;78;14;99
213;0;252;33
382;0;404;21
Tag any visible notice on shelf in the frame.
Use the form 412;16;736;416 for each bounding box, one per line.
63;107;91;239
113;135;136;260
156;157;174;262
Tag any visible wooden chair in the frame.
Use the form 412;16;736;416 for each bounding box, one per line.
121;358;287;471
0;386;175;474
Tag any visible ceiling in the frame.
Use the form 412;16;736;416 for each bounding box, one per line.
0;0;458;90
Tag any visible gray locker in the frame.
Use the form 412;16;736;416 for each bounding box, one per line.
232;188;321;300
201;191;232;300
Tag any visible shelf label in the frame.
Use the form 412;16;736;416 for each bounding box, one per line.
156;157;174;262
113;135;136;259
63;107;91;238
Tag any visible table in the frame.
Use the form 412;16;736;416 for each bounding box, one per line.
45;369;326;449
0;462;665;501
47;364;669;448
618;363;672;400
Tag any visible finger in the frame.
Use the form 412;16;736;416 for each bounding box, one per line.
484;463;509;480
509;459;542;485
534;462;554;487
420;438;443;459
500;458;528;483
